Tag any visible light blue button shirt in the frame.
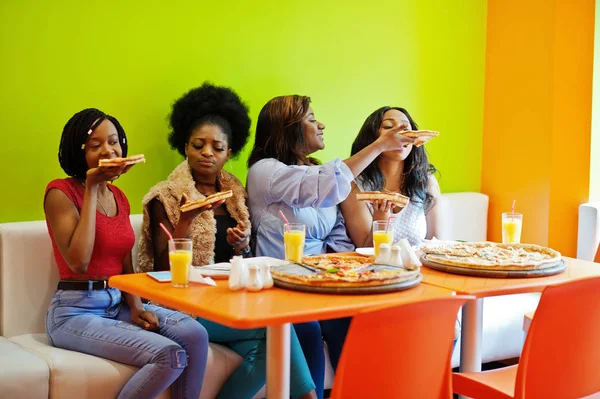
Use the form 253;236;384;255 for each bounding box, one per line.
247;158;356;259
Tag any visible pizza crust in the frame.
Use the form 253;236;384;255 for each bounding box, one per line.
356;192;410;208
180;190;233;212
400;130;439;147
99;154;146;167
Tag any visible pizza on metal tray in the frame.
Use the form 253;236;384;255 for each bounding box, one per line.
421;242;561;271
270;254;419;288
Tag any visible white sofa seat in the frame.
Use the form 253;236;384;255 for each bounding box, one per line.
10;333;169;399
577;202;600;261
436;192;489;241
9;333;243;399
0;217;256;399
0;336;49;399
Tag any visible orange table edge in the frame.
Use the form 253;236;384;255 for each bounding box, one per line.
420;256;600;298
108;274;456;329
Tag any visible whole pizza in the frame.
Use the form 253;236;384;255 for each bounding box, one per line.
421;242;562;270
271;254;419;288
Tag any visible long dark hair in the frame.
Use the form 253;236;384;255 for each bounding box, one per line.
248;95;320;167
351;106;437;212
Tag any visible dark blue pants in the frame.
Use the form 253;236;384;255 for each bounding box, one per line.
294;317;352;399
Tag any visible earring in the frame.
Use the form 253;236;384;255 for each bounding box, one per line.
227;160;234;174
220;167;231;182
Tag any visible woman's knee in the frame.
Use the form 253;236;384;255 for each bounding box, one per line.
165;317;209;359
167;313;208;338
180;319;209;345
156;343;188;371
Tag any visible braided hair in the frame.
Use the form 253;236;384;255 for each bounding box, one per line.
58;108;128;179
168;82;251;158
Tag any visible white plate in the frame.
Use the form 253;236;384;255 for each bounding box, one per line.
194;256;290;279
356;247;374;256
192;267;229;279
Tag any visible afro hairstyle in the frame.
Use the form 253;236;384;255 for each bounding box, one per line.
168;82;251;158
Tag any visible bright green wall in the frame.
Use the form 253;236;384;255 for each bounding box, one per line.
0;0;487;223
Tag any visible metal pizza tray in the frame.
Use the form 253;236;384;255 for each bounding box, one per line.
420;254;567;278
271;263;422;295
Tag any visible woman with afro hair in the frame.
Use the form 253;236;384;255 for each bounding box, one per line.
137;83;317;399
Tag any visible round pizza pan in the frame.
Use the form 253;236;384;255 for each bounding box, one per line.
272;273;422;295
420;255;567;278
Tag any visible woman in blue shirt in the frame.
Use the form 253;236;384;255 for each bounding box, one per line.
246;95;414;398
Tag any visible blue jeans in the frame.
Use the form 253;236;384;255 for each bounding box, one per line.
46;288;209;399
197;317;316;399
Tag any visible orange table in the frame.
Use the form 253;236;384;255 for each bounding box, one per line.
420;256;600;377
109;274;456;399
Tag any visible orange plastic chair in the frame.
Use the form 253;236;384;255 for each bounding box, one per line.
329;295;471;399
453;276;600;399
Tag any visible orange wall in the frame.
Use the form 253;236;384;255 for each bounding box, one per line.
482;0;594;256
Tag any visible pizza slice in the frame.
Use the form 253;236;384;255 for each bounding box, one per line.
400;130;439;147
180;190;233;212
356;191;410;213
99;154;146;167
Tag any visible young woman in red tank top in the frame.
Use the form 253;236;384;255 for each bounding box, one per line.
44;108;209;399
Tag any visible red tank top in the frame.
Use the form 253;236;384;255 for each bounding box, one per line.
45;178;135;279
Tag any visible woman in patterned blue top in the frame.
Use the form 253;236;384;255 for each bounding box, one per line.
246;95;414;398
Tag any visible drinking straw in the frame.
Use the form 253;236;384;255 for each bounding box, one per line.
159;222;176;252
279;210;290;225
512;200;516;220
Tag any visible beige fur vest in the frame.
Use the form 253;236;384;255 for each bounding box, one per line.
136;161;250;273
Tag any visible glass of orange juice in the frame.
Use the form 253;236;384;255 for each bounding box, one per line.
284;223;305;263
373;221;394;258
169;238;193;287
502;213;523;244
